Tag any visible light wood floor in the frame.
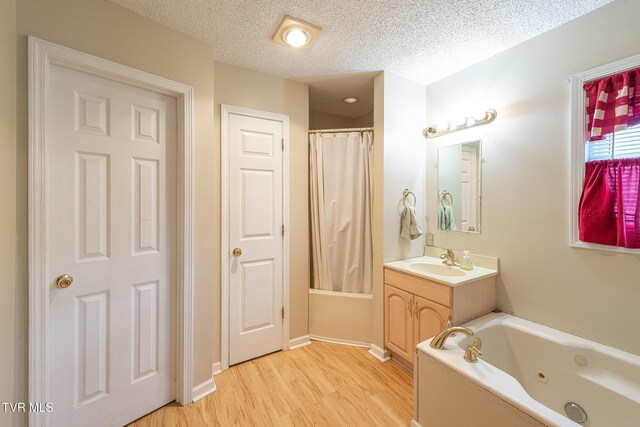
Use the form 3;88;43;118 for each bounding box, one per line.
130;342;413;426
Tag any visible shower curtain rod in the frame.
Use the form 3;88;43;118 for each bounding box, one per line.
308;127;374;134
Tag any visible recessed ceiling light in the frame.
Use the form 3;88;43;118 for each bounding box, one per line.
343;97;359;104
283;28;309;47
272;15;321;49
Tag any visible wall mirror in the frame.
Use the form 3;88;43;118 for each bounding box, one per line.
437;140;482;233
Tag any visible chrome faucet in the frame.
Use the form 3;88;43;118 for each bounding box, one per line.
430;325;474;349
440;249;458;266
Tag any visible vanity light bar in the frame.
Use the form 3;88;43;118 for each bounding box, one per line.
424;109;497;139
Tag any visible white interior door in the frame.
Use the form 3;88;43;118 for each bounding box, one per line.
228;111;284;366
460;146;478;231
47;64;177;426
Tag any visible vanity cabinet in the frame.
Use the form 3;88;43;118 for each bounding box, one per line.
384;283;451;368
384;266;495;369
414;295;452;346
384;285;415;362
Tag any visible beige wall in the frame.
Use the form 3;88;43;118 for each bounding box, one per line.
426;0;640;355
371;72;427;351
1;1;17;425
213;61;310;345
309;109;373;130
6;2;311;415
12;0;312;405
353;111;374;128
372;71;426;348
16;0;217;397
383;72;427;262
371;73;385;349
309;109;355;130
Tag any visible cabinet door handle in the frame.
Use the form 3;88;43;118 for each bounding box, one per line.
414;301;419;319
407;300;413;315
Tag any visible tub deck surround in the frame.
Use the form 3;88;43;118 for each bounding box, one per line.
415;313;640;427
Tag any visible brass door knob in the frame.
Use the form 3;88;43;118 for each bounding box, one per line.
55;274;73;288
232;248;242;257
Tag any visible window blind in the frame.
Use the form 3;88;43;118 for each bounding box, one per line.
586;124;640;161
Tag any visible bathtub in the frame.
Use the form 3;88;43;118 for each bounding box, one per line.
414;313;640;427
308;289;373;345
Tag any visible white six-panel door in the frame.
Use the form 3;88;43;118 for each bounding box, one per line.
228;112;284;365
47;64;176;426
460;146;478;232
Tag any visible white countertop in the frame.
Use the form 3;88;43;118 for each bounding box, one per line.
384;255;498;287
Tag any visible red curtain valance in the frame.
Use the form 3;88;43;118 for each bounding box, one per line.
583;68;640;141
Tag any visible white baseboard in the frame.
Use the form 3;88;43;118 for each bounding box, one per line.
212;361;222;376
192;378;216;403
411;420;423;427
289;335;312;350
368;343;390;362
192;362;220;402
310;334;370;348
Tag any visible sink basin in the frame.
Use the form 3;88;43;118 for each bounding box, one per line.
385;254;498;287
408;263;466;277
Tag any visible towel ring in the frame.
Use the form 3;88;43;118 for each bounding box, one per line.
440;190;453;207
402;189;416;208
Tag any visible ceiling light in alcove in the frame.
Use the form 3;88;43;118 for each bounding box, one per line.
342;97;359;104
272;15;321;49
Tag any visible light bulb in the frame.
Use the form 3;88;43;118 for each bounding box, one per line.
474;111;488;122
451;116;466;128
283;28;309;47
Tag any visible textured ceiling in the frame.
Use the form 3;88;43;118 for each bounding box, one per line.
111;0;611;116
307;72;376;118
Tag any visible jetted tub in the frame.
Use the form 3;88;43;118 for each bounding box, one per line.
414;313;640;427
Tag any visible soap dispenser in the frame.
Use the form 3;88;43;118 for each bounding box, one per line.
459;251;474;270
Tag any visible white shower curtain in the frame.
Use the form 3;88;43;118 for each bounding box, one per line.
310;131;373;294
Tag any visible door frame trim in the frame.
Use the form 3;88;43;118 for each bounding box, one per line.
28;36;195;425
221;104;290;371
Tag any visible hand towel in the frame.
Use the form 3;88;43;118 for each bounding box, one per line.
447;206;457;231
438;205;457;231
400;206;423;240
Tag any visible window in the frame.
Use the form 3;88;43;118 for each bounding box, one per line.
586;124;640;161
570;55;640;253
